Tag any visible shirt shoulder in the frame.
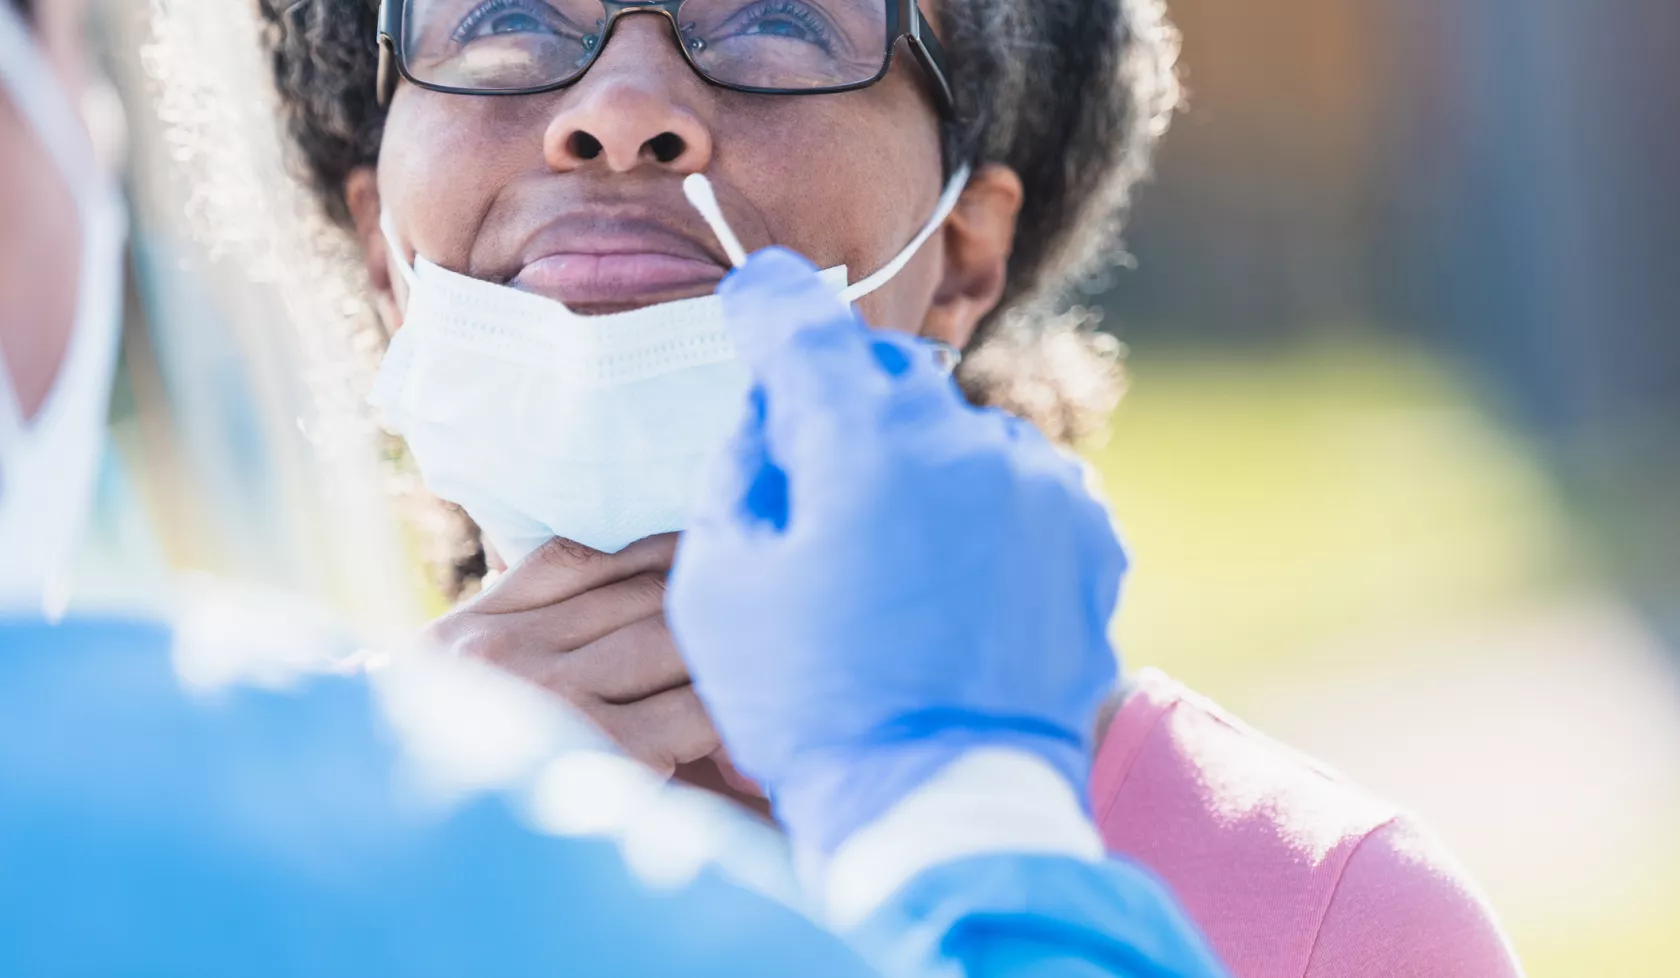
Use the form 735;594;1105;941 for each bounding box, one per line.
1091;669;1518;978
1306;816;1523;978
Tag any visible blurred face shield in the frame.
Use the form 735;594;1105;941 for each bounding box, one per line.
376;0;953;110
0;0;127;614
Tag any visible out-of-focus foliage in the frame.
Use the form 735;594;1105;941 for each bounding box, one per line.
1091;341;1585;689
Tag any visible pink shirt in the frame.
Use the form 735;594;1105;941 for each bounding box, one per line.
1092;670;1524;978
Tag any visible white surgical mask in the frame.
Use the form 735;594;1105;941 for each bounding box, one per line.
372;167;970;564
0;5;128;615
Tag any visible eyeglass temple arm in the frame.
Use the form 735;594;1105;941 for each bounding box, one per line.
903;1;954;113
376;0;399;107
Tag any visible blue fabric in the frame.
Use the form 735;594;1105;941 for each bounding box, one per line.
0;618;874;978
856;854;1231;978
668;248;1128;856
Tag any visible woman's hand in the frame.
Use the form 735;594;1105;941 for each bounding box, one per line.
420;534;721;779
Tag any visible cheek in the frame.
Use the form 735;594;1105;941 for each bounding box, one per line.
379;94;529;265
853;242;946;333
716;86;942;295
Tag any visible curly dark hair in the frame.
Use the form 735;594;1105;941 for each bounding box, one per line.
254;0;1180;442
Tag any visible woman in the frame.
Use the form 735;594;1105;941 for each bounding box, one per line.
257;1;1521;975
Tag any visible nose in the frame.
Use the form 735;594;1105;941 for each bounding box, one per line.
543;15;714;175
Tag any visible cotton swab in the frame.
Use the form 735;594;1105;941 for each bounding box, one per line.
682;173;749;269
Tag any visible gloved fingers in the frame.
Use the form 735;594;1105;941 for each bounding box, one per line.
756;325;893;481
665;540;781;736
721;247;886;473
598;684;721;779
864;329;962;386
862;330;972;436
983;408;1094;490
1074;459;1130;569
1081;512;1130;636
982;411;1130;622
720;247;858;368
687;386;794;534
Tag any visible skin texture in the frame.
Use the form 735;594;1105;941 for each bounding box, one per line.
259;0;1179;446
354;11;1022;342
366;6;1027;801
422;535;721;778
0;0;86;422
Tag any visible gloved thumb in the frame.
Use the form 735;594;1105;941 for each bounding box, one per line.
719;247;852;366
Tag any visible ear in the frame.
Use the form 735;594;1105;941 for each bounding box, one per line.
921;163;1024;349
345;166;405;336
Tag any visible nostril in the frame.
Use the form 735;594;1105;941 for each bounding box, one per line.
647;132;686;164
569;131;604;160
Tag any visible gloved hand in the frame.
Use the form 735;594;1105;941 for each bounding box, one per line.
667;248;1127;857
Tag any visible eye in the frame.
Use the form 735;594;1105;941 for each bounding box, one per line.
481;12;544;35
453;0;570;42
730;1;835;48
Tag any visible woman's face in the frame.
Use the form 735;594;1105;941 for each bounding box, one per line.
349;2;1022;346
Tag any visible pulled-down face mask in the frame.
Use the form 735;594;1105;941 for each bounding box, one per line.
371;166;969;563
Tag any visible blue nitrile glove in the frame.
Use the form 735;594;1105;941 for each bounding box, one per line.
667;247;1127;857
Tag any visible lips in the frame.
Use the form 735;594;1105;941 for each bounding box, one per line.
514;252;725;311
509;220;730;313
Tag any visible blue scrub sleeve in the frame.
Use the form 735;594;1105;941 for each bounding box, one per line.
0;619;877;978
854;854;1232;978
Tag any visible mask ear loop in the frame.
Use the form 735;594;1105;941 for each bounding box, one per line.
840;163;971;304
682;170;972;376
838;165;972;375
683;167;974;306
380;210;420;292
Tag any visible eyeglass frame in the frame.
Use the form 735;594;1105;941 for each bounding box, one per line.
374;0;955;114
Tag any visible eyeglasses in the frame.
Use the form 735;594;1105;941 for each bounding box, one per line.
375;0;953;112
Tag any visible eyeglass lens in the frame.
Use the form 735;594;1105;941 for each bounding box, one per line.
401;0;891;93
